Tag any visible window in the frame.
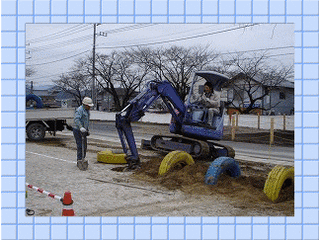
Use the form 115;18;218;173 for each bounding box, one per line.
279;92;285;99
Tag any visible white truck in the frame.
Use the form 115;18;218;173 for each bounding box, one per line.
26;108;74;141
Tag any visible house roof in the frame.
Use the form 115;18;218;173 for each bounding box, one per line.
26;84;60;96
232;73;294;89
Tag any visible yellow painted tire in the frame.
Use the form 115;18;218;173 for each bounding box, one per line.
158;151;194;176
263;165;294;202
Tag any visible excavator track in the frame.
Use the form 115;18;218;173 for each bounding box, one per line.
149;135;234;159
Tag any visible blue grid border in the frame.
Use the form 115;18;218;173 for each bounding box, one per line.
1;0;319;239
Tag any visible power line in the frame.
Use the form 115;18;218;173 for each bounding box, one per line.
220;46;293;55
28;35;92;52
27;25;91;43
28;25;153;52
26;45;293;67
26;49;90;66
96;24;258;49
26;52;293;83
103;24;154;34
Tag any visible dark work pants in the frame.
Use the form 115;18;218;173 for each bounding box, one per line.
73;128;87;160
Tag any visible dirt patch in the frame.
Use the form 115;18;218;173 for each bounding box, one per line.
223;126;294;147
32;127;294;216
131;157;294;215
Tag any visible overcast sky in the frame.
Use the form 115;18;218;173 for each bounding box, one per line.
26;23;294;86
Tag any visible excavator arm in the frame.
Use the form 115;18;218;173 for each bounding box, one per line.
116;80;186;169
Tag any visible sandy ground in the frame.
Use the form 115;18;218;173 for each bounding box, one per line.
25;125;294;217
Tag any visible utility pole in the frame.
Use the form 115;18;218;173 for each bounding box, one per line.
92;24;107;110
92;23;97;110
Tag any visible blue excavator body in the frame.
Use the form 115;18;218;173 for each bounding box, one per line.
116;71;234;169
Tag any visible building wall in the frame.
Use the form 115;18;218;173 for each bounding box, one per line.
265;88;294;115
225;82;294;115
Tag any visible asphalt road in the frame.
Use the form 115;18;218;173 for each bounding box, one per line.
89;120;294;166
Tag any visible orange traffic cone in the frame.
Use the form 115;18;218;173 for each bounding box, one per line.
61;191;75;216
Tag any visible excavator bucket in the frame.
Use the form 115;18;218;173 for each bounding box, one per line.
97;150;127;164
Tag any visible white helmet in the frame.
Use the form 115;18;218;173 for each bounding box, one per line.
82;97;94;107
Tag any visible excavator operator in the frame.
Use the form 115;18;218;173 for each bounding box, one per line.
198;81;221;126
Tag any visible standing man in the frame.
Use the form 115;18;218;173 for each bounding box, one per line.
73;97;94;170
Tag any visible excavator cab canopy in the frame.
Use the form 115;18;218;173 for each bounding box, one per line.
186;71;229;105
193;71;230;91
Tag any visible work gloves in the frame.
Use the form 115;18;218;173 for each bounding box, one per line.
80;127;90;137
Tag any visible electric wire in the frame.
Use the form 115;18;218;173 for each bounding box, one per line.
96;24;258;49
28;35;92;52
26;46;293;67
27;25;92;43
26;49;91;66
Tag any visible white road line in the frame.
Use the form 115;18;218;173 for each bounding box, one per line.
26;151;77;164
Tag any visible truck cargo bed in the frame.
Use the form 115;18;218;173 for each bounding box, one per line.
26;108;74;121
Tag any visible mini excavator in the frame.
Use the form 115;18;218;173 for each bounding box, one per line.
115;71;235;169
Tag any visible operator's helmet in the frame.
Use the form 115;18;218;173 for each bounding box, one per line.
82;97;94;107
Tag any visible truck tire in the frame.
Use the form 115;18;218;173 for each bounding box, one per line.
204;157;241;185
263;165;294;202
158;151;194;176
27;123;46;141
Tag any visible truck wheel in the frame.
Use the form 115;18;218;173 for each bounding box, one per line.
158;151;194;175
263;165;294;202
204;157;241;185
27;123;45;141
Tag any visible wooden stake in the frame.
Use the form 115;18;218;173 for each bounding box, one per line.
270;117;274;145
236;112;239;128
231;116;236;141
257;113;260;130
283;114;286;131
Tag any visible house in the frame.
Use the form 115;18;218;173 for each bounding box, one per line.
55;91;78;108
224;73;294;115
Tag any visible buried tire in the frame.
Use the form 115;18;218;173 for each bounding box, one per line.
263;165;294;202
204;157;241;185
158;151;194;176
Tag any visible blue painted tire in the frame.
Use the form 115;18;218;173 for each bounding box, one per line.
204;157;241;185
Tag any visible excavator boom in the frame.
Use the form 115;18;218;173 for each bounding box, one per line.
115;80;185;169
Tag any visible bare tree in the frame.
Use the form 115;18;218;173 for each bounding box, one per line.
94;51;149;111
54;59;92;106
26;67;36;77
223;52;294;114
130;45;218;100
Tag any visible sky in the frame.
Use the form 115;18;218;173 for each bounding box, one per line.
26;23;295;86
